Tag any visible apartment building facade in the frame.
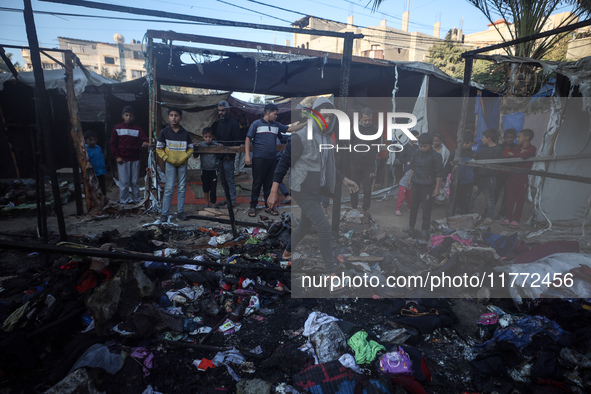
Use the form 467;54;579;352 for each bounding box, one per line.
21;35;147;81
291;15;458;63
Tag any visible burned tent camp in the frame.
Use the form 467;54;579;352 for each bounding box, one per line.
2;18;591;394
0;67;149;179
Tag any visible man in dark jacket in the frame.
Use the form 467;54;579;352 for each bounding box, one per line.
267;97;358;275
212;100;240;205
349;107;380;211
403;133;443;239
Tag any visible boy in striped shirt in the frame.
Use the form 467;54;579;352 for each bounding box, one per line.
156;107;194;222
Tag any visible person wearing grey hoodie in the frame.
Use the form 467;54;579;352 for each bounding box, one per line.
268;97;358;275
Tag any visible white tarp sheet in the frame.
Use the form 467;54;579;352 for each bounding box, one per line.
0;68;115;97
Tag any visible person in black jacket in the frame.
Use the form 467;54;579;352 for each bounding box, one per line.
267;97;358;275
349;107;381;211
212;100;240;205
403;133;443;240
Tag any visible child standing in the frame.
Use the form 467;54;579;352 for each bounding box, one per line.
156;107;194;222
194;127;218;207
403;133;443;240
110;105;149;204
395;130;419;216
470;128;503;224
502;129;536;228
494;128;517;218
84;130;107;195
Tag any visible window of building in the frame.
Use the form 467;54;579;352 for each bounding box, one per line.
133;51;143;60
104;56;115;64
131;70;145;78
41;63;53;70
362;45;384;59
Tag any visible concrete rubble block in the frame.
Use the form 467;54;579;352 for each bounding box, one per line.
85;263;154;333
236;378;271;394
86;277;122;326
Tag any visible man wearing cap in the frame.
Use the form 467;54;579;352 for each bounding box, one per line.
212;100;240;205
404;133;443;240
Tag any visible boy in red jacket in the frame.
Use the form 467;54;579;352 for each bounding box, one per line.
501;128;536;228
110;106;149;204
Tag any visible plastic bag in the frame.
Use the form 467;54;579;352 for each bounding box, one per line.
378;346;413;375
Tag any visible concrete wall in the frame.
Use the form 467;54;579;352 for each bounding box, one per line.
567;37;591;60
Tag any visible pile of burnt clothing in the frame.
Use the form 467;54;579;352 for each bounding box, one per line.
291;310;434;393
471;299;591;393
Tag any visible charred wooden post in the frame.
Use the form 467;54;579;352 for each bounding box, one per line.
217;159;239;238
23;0;67;241
332;31;355;236
63;50;107;213
69;135;83;215
447;55;473;217
147;37;158;208
0;46;20;79
0;103;20;179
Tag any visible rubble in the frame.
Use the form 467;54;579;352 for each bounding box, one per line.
1;204;591;393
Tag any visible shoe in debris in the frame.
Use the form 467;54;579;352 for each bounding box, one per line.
402;226;413;233
177;212;187;221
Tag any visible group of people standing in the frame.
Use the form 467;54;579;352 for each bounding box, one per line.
83;100;537;276
395;126;536;239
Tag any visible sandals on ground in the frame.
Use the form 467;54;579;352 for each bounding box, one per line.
265;207;279;216
248;208;256;217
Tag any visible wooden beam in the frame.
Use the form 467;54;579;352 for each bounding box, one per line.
0;46;20;79
193;145;285;154
447;55;474;217
0;103;20;178
217;160;238;238
23;0;67;241
39;49;66;68
147;37;157;207
464;153;591;165
148;30;377;66
332;32;355;236
459;160;591;184
64;50;107;213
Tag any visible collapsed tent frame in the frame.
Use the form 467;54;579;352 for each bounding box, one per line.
448;18;591;232
144;29;362;233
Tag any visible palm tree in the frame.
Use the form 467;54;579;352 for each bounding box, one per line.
0;52;21;73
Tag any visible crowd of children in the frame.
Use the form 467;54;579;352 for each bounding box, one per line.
394;126;536;239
